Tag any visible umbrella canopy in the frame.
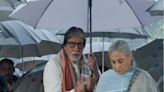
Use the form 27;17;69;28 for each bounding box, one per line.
9;0;162;39
126;0;162;25
14;62;46;92
15;60;47;72
0;20;61;58
0;5;13;21
57;27;148;39
146;0;164;16
0;0;25;21
83;42;111;54
133;39;163;70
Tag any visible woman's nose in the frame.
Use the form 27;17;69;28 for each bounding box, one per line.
115;64;121;70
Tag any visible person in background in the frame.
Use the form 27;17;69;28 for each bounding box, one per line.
96;40;159;92
0;59;19;92
0;75;8;92
43;26;100;92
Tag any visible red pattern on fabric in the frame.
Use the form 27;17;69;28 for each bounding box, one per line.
60;49;77;91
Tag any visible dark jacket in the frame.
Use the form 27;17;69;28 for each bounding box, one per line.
0;75;8;92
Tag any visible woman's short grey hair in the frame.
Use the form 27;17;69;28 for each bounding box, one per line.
109;40;137;67
108;40;132;56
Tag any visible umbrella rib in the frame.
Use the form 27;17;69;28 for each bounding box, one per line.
125;0;150;38
34;0;54;28
0;23;20;42
0;25;9;38
125;0;144;27
133;27;148;38
6;0;15;9
17;21;40;43
134;27;142;35
17;22;39;43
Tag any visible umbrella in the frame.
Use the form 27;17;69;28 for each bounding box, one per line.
57;27;148;39
14;62;46;92
0;20;61;58
9;0;162;38
15;60;47;72
0;5;13;21
13;54;54;73
146;0;164;16
10;0;164;53
0;0;25;21
133;39;163;70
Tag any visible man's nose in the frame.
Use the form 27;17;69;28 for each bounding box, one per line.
74;45;79;50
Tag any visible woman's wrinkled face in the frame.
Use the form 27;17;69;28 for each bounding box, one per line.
109;51;132;75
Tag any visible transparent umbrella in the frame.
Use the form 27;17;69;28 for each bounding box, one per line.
9;0;161;30
10;0;163;53
9;0;163;40
83;42;111;72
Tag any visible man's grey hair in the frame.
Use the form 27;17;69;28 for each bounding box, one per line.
62;26;86;47
108;40;132;56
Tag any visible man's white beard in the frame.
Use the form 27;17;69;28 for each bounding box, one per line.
69;54;81;63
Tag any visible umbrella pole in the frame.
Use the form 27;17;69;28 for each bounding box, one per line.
89;0;92;53
21;46;25;74
102;35;105;73
84;0;93;92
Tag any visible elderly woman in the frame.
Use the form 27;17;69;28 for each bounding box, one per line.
96;40;159;92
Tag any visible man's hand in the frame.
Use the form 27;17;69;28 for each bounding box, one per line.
76;76;95;92
87;53;97;70
85;76;95;91
87;53;100;84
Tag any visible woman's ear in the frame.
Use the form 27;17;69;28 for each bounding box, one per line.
128;53;133;65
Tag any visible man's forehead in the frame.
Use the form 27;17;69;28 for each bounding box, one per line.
0;62;12;66
68;37;84;41
68;31;85;38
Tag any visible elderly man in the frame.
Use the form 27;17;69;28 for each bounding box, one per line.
43;27;100;92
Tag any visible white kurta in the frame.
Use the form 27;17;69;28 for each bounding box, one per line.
43;54;65;92
43;53;91;92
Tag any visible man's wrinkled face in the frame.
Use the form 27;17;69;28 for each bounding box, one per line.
0;63;14;80
64;37;84;63
109;51;132;75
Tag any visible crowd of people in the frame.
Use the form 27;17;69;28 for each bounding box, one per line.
0;26;160;92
